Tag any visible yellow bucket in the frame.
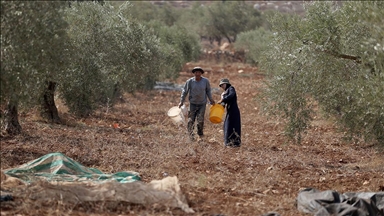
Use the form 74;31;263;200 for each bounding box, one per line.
209;104;224;124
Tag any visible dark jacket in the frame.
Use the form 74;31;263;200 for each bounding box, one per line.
221;85;241;146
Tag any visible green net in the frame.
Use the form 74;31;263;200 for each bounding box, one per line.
4;152;140;183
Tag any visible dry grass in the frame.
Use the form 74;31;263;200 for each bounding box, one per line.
1;60;383;216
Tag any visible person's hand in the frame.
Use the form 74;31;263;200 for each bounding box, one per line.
178;102;183;108
217;100;222;104
210;101;216;105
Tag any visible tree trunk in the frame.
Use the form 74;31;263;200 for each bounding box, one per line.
209;37;214;45
216;36;222;46
224;35;231;44
40;81;61;123
3;99;22;135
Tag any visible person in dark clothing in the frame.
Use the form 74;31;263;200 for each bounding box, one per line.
217;78;241;147
179;67;215;141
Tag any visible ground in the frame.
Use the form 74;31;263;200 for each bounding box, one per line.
1;56;383;215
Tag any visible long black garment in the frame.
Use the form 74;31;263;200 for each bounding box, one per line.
221;85;241;146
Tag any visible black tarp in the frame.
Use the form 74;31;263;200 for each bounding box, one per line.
297;188;384;216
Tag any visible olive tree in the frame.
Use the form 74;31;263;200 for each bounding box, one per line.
260;2;384;144
122;1;181;27
145;21;201;79
234;27;273;66
119;3;201;80
203;1;262;43
175;2;206;40
61;2;166;117
1;1;69;134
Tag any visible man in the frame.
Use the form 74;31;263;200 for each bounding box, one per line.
179;67;215;141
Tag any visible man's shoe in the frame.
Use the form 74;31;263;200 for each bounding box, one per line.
225;143;240;148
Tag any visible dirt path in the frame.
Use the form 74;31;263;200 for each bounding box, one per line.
1;60;383;215
176;61;384;215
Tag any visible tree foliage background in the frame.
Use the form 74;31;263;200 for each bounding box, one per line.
0;1;201;130
1;1;383;145
260;1;384;144
202;1;263;43
235;27;273;66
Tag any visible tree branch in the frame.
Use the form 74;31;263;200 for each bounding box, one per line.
303;40;362;63
323;49;362;63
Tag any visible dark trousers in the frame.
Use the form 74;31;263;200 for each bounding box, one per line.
223;108;241;147
188;103;206;139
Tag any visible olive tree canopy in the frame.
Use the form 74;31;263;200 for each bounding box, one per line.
260;1;384;144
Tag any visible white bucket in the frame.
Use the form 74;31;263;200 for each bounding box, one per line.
167;106;185;125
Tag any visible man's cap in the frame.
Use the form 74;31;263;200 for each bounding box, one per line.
192;67;204;74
